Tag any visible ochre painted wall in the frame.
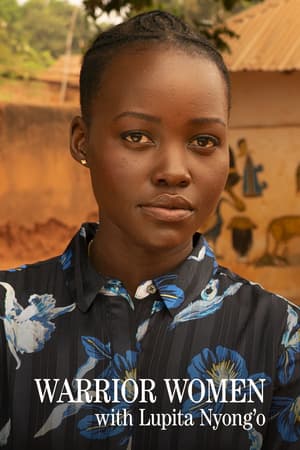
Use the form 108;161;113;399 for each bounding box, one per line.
0;103;97;268
210;71;300;302
0;71;299;303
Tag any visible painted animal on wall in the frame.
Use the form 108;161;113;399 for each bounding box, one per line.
203;141;299;267
256;215;300;266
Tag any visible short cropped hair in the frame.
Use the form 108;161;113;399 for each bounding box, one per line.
80;10;231;123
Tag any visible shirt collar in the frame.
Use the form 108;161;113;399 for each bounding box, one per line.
61;223;217;315
152;233;218;317
61;222;106;312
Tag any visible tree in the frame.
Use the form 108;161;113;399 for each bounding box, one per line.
0;0;96;78
0;0;45;78
82;0;263;52
21;0;96;58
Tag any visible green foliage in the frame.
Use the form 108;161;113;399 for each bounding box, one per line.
82;0;263;52
0;0;263;80
21;0;95;58
0;0;96;79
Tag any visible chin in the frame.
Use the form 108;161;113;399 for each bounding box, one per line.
139;227;194;252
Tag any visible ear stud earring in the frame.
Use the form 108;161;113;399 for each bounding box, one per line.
80;159;87;166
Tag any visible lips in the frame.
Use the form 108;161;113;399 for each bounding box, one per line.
140;194;194;222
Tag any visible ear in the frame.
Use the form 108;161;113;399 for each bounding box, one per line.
70;116;89;168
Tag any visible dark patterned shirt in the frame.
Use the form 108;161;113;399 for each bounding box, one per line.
0;223;299;450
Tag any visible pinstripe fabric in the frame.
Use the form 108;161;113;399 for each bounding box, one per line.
0;223;299;450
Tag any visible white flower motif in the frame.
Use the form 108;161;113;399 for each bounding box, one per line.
248;427;263;450
0;282;76;369
134;280;153;299
170;281;242;328
0;419;11;447
282;305;298;347
34;402;84;438
136;318;150;342
187;245;206;262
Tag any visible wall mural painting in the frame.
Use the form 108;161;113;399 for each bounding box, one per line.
255;216;300;266
237;139;267;197
203;139;299;267
227;216;257;262
296;163;300;193
201;147;245;258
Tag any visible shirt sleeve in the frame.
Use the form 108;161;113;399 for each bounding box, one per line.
0;278;11;448
262;301;300;449
0;298;11;447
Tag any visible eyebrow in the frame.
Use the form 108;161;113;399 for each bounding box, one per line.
189;117;226;127
113;111;226;127
113;111;161;123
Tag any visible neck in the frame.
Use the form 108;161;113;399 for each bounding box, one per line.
89;223;193;297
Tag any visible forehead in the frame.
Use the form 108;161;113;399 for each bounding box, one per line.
91;45;228;123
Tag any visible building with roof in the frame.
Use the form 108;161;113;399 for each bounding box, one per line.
211;0;300;300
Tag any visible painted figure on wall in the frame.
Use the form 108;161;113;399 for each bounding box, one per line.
203;143;299;267
202;148;245;257
224;146;245;210
296;163;300;193
237;138;267;197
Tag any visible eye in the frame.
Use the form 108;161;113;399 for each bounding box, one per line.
189;134;220;151
121;131;154;145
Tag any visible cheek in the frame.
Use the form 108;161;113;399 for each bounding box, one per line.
89;151;140;203
214;161;230;193
194;155;229;209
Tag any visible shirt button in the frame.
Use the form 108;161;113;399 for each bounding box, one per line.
146;283;157;294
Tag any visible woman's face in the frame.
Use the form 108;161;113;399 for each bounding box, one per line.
72;46;229;252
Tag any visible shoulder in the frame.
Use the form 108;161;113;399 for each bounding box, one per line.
0;222;97;311
0;254;61;283
0;254;67;312
216;264;299;329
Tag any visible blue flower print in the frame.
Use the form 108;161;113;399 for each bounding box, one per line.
182;346;271;419
0;282;76;369
35;335;137;448
187;245;206;262
79;226;87;238
270;396;300;443
60;248;72;270
277;305;300;384
154;274;184;309
77;349;137;444
201;278;220;301
7;264;27;272
170;280;242;329
75;336;112;381
248;428;263;450
203;239;218;273
99;280;134;310
82;336;111;359
112;351;137;399
77;403;128;441
151;300;164;315
188;239;218;273
35;336;111;439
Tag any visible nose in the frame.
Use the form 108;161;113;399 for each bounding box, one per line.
151;144;191;188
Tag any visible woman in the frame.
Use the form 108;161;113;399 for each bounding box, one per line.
0;10;299;450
